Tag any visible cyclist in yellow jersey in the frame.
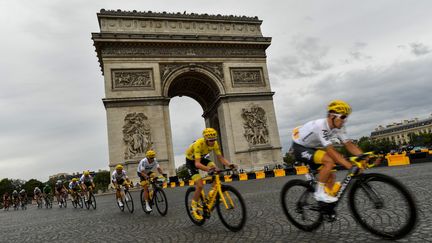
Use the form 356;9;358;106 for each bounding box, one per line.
186;128;235;220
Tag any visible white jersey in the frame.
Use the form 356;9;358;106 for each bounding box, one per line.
137;158;160;174
292;118;349;148
34;188;41;194
69;181;80;189
79;175;93;184
112;170;128;182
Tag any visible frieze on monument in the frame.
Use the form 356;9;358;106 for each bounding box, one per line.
112;69;154;90
159;63;223;82
98;9;263;37
100;45;266;58
241;104;269;146
123;112;153;159
230;67;264;87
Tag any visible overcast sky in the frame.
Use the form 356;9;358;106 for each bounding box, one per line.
1;0;431;181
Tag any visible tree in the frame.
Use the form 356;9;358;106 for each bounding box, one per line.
0;178;13;196
23;179;44;198
176;164;189;181
283;152;296;167
93;170;110;193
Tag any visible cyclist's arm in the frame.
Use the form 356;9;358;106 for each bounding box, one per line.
194;157;210;171
157;167;164;175
343;140;363;156
216;154;231;167
325;145;352;169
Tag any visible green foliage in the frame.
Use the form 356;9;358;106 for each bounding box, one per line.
93;170;110;193
0;178;13;197
23;179;44;198
176;164;189;181
409;132;432;147
358;136;396;153
283;152;296;167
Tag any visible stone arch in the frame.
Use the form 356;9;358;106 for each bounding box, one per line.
162;66;225;113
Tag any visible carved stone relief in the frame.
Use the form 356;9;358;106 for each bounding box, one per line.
159;63;223;82
123;112;153;159
230;68;264;87
112;69;154;90
101;45;266;58
241;105;269;145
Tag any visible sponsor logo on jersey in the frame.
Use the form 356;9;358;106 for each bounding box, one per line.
301;151;312;160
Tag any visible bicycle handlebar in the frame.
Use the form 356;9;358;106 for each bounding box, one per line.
349;152;384;169
208;168;237;176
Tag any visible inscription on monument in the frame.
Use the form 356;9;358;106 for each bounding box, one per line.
112;69;154;90
123;112;153;159
230;68;264;87
241;104;269;145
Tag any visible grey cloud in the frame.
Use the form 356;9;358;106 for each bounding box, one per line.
269;36;332;80
410;42;431;56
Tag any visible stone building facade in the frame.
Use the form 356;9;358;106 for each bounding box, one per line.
370;115;432;145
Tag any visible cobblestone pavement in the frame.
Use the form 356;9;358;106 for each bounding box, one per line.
1;163;431;243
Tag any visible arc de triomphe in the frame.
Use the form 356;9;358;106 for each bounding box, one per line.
92;9;283;181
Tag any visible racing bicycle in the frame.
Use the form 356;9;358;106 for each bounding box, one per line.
280;153;417;240
116;182;134;213
185;168;247;232
141;176;168;216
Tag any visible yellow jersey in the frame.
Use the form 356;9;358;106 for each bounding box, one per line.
185;138;222;160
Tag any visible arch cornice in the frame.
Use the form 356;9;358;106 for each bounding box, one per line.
161;63;226;98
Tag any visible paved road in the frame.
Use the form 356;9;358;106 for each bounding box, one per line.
1;163;431;242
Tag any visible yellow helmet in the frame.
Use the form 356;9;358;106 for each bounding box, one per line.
146;150;156;159
202;128;218;140
327;100;352;116
72;178;78;182
115;164;123;170
83;170;90;176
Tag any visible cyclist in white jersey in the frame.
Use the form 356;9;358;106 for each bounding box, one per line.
80;170;95;203
137;150;165;212
112;164;132;207
291;100;364;203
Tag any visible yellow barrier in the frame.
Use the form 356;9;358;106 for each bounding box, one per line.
239;173;248;181
170;182;176;188
386;153;410;166
255;171;265;179
274;169;286;177
224;175;232;182
295;166;309;175
179;181;184;187
163;183;167;188
189;180;194;186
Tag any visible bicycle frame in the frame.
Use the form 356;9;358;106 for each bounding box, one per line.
201;170;235;212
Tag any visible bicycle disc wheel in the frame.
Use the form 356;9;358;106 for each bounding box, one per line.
140;189;151;214
154;188;168;216
90;193;96;209
124;190;134;213
349;173;417;240
216;185;247;232
280;179;323;231
185;187;206;226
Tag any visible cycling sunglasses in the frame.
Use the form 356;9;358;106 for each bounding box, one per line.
332;113;348;120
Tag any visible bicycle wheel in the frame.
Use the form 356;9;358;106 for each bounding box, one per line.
216;185;247;232
72;198;77;208
185;187;206;226
117;196;125;212
89;193;96;210
140;189;151;214
124;190;134;213
77;195;83;208
154;188;168;216
349;173;417;240
280;179;323;231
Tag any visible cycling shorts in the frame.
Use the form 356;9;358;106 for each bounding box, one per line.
292;142;326;170
186;157;215;181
